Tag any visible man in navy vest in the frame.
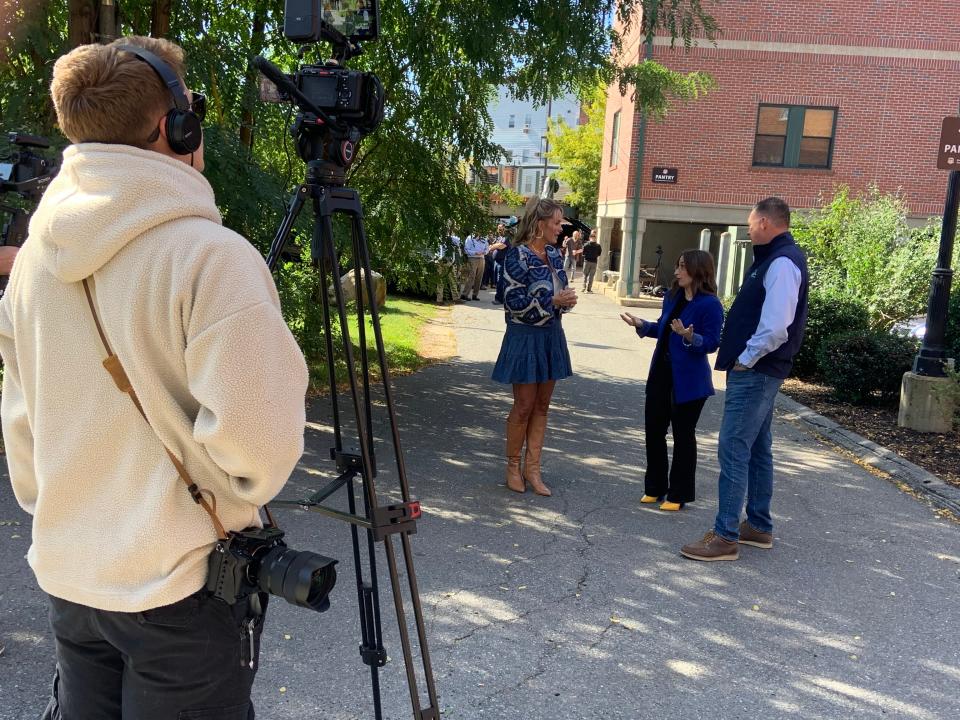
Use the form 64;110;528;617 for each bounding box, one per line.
681;197;809;561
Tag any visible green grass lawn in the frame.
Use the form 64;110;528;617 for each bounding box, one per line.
306;295;440;393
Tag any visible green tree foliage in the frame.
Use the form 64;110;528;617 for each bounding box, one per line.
546;80;605;219
616;60;714;120
1;0;720;347
793;186;959;328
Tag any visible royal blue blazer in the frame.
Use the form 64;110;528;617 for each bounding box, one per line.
636;290;725;404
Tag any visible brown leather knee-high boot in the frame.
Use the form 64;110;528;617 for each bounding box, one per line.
505;419;528;493
523;413;551;496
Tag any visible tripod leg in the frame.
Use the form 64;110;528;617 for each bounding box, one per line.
312;197;389;719
316;204;380;512
352;216;440;715
353;211;413;499
312;218;345;449
265;185;309;272
314;186;440;720
400;531;440;711
351;223;377;477
348;476;385;720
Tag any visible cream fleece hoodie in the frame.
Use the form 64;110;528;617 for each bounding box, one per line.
0;144;309;612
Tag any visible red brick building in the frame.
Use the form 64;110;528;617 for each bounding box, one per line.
597;2;960;297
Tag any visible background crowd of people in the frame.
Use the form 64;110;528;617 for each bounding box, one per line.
434;217;601;306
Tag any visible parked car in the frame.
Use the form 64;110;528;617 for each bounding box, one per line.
892;316;926;339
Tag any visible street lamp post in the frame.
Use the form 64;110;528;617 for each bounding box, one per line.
914;104;960;377
898;102;959;432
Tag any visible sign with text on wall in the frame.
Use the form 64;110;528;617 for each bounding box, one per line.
939;117;960;170
652;167;678;184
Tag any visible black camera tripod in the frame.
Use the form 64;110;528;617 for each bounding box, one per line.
264;151;439;720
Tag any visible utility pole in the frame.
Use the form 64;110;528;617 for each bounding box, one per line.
542;97;552;180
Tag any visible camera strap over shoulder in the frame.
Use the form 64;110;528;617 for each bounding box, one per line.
81;277;228;540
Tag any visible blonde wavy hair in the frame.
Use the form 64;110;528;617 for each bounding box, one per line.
512;197;564;247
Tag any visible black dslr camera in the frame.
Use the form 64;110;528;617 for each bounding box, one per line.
283;63;379;127
1;132;59;249
207;525;338;613
255;0;384;169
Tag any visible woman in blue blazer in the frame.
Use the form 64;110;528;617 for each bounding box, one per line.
621;250;724;510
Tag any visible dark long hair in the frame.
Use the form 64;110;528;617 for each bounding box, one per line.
670;249;717;296
512;196;563;247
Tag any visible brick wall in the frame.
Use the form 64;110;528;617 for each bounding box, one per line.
598;17;644;207
599;4;960;217
705;1;960;48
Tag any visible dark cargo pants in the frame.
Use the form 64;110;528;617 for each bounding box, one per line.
41;589;267;720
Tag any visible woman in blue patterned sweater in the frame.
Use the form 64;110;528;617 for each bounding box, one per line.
492;197;578;496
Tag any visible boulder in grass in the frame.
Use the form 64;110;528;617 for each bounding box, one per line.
335;268;387;309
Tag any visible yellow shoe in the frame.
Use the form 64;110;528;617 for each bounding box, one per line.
640;495;661;504
659;501;683;511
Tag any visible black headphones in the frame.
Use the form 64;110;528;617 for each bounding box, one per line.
116;44;203;155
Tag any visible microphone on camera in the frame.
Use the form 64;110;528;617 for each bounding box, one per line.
252;55;330;124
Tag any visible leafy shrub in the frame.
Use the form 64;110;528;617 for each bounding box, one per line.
793;186;906;304
947;284;960;365
817;329;917;404
870;222;944;328
792;287;870;379
794;187;959;330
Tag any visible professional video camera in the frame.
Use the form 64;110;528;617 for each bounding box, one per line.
256;0;384;182
1;132;59;249
252;3;439;719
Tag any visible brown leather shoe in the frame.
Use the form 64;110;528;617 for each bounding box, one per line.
523;413;551;496
681;531;739;561
505;420;527;493
738;521;773;549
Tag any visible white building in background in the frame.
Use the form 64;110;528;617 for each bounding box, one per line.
471;86;583;199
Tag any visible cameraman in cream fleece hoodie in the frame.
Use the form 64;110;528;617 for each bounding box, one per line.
0;37;308;719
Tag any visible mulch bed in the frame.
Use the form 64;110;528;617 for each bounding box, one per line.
781;378;960;489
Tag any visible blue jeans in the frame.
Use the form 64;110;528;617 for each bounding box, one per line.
714;368;783;540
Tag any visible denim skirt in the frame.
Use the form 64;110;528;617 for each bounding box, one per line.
491;320;573;384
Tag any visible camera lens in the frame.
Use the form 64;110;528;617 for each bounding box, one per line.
259;546;338;612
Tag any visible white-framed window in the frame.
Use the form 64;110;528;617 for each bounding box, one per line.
609;110;621;167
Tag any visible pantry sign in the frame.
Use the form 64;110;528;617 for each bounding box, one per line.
939;117;960;170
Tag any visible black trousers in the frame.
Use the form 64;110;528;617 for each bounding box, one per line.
41;589;267;720
644;366;707;503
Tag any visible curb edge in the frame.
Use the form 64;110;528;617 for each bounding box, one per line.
776;393;960;517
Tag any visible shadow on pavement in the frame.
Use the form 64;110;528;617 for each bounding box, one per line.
2;354;959;719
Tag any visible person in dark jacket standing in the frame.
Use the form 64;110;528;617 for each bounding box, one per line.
490;223;509;304
621;250;724;511
581;229;602;292
681;197;809;561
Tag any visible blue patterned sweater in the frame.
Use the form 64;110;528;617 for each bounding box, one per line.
501;244;569;327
